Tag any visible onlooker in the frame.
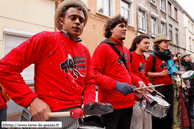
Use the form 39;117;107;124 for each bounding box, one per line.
92;15;146;129
129;34;152;129
180;53;194;129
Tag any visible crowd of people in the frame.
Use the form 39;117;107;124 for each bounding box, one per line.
0;0;194;129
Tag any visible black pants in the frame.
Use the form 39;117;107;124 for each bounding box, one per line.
152;84;174;129
0;105;7;129
101;106;133;129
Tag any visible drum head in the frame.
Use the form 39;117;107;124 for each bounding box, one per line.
181;70;194;79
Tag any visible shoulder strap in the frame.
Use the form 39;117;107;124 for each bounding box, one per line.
130;52;132;63
151;53;156;72
143;54;145;60
130;52;145;63
107;44;128;69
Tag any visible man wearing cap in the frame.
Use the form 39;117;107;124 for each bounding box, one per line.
0;0;112;128
145;33;178;129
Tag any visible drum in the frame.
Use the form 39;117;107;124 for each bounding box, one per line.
139;94;170;118
181;70;194;80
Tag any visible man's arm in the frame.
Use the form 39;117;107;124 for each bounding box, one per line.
92;45;116;91
0;32;51;121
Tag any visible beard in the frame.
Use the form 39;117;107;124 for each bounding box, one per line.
120;37;125;41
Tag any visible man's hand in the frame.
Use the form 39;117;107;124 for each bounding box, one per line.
138;81;146;93
29;97;51;121
83;102;113;115
115;81;134;96
159;70;169;76
148;83;155;90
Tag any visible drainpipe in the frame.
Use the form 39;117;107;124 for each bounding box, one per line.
166;0;168;36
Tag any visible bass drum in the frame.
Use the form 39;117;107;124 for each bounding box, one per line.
139;94;170;118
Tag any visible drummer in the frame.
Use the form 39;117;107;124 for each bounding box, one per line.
145;33;178;129
0;0;111;128
129;34;153;129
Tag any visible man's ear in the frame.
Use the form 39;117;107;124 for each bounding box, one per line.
110;28;114;33
59;17;64;26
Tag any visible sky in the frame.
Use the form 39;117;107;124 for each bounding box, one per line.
176;0;194;19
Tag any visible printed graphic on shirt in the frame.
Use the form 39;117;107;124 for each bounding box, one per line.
160;61;168;70
124;53;128;62
60;54;85;79
117;58;122;65
137;62;146;74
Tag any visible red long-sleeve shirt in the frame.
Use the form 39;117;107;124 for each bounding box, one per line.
92;38;142;110
0;31;96;111
130;51;150;86
145;54;173;85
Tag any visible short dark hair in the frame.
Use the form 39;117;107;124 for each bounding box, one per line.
61;5;85;18
176;52;181;57
104;15;127;38
129;34;150;51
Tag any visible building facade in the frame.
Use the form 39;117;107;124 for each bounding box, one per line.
136;0;186;57
183;11;194;59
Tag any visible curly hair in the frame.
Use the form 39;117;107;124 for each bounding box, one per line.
104;15;127;38
129;34;150;51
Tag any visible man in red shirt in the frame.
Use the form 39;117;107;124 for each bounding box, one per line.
129;34;152;129
92;15;146;129
0;0;111;128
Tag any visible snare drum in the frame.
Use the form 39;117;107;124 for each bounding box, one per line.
181;70;194;80
139;94;170;118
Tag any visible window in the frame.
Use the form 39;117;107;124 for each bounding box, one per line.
168;2;171;16
175;28;178;45
161;0;166;12
97;0;112;17
193;39;194;51
121;0;131;25
169;25;172;41
189;37;191;50
151;17;157;36
161;22;166;33
150;0;156;5
138;9;146;32
174;8;177;20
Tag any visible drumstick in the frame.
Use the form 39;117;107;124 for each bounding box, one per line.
153;89;165;98
49;108;83;118
134;84;164;90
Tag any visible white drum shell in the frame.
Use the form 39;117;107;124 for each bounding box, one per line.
139;94;170;118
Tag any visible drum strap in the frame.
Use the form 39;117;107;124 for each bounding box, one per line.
107;44;128;70
151;53;156;72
